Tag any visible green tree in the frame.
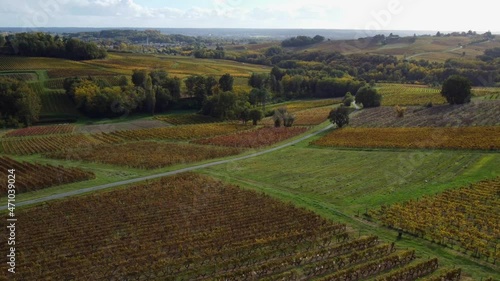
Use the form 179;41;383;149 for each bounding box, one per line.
342;92;354;106
219;73;234;92
144;76;155;115
248;73;268;89
273;107;295;127
249;109;263;125
149;69;168;86
0;78;41;127
0;35;5;48
329;106;350;128
202;91;238;119
132;69;148;87
249;88;270;111
355;86;382;108
440;75;472;104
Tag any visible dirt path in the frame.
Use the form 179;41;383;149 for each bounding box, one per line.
1;124;334;210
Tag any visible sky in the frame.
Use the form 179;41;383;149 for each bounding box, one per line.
0;0;498;32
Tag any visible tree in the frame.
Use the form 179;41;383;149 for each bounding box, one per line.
248;73;267;89
328;106;350;128
355;86;381;108
441;75;471;104
249;109;263;125
202;91;239;120
273;107;295;127
219;73;234;92
0;78;41;127
249;88;270;111
342;92;354;106
132;69;147;87
0;35;5;48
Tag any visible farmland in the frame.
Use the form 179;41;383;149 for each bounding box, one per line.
0;156;94;196
369;178;500;263
376;83;446;106
154;113;222;125
0;173;454;280
105;123;252;141
3;124;75;138
0;134;102;155
193;127;308;148
313;127;500;150
349;100;500;128
46;141;243;169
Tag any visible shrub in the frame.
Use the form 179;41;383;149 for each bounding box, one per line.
395;105;407;117
342;92;354;106
441;75;472;104
329;106;350;128
355;86;381;108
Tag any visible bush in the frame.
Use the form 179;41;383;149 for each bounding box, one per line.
328;106;350;128
441;75;472;104
394;105;407;117
355;86;382;108
343;92;354;106
249;109;263;125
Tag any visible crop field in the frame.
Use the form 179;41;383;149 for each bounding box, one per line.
262;107;332;126
84;53;269;78
369;178;500;263
46;141;243;169
0;156;94;196
38;89;80;117
473;87;500;100
106;123;251;141
154;114;221;125
376;83;446;106
0;71;38;81
193;127;308;148
0;134;103;155
3;125;75;138
349;100;500;127
0;173;453;280
269;99;339;112
313;127;500;150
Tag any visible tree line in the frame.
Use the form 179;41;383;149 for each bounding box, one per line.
0;32;106;60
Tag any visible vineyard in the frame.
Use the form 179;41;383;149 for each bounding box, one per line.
0;173;452;280
4;124;75;138
349;100;500;128
105;123;251;141
369;178;500;263
0;134;103;155
154;114;222;125
313;127;500;150
46;141;243;169
193;127;308;148
0;71;38;81
268;99;340;112
0;156;94;196
376;83;447;106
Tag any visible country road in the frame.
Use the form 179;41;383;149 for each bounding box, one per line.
1;124;334;210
